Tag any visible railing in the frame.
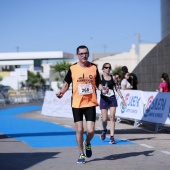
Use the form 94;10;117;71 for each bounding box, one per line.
0;89;45;107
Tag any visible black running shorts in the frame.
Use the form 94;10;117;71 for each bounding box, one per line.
72;106;96;122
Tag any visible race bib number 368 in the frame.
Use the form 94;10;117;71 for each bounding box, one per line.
78;84;93;95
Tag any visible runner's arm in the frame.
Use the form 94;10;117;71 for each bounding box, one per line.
116;88;126;106
56;82;70;98
95;68;103;91
56;68;72;98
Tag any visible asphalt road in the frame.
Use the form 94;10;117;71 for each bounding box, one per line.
0;104;170;170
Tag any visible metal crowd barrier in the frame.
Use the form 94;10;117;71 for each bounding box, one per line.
0;90;45;106
0;93;6;106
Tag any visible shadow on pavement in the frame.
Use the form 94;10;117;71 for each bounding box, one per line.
0;152;60;170
87;150;154;162
127;137;155;141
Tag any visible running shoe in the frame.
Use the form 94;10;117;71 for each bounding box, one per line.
77;153;86;164
100;130;107;140
109;136;116;144
83;140;92;158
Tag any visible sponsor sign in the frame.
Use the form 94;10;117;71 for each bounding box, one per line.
41;90;170;125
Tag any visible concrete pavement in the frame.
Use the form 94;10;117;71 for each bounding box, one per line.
0;104;170;170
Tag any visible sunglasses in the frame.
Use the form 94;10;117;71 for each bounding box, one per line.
104;67;111;69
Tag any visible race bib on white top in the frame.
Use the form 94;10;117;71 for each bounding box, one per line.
78;84;93;95
103;89;115;97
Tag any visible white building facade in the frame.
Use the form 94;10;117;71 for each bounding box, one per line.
0;51;74;90
93;43;156;74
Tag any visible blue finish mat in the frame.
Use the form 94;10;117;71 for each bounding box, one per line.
0;106;134;148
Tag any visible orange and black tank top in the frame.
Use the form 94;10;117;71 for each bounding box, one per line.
64;62;101;108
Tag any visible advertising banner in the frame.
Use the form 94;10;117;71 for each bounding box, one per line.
141;91;170;124
115;90;143;120
41;90;170;126
41;90;73;118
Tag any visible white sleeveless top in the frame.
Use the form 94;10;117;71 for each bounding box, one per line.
121;79;131;89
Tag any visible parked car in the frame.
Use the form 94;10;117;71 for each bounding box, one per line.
0;85;12;104
0;85;13;93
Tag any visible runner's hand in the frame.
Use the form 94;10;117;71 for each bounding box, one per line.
121;98;126;106
102;86;109;94
56;91;63;98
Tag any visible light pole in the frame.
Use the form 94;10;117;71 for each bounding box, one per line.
136;33;140;64
103;44;107;53
16;46;19;52
90;37;93;62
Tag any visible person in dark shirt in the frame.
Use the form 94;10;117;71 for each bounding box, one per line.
121;66;138;90
100;63;126;144
114;73;121;89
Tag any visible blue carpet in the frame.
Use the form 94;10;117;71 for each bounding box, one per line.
0;106;134;148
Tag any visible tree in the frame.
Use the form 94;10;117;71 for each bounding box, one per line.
0;76;2;82
112;66;122;75
20;82;25;89
51;60;72;89
26;71;46;90
52;61;72;81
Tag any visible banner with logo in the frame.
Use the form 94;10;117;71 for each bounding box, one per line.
115;90;170;125
140;91;170;125
115;90;143;120
41;90;73;118
41;90;170;125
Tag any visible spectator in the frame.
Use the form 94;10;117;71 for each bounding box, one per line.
114;73;121;89
156;73;170;92
121;72;133;90
121;66;138;90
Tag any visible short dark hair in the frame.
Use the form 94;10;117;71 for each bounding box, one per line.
115;73;121;78
121;66;128;73
161;73;170;89
76;45;89;54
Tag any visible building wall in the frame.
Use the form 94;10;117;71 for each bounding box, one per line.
93;44;156;74
161;0;170;38
92;53;117;61
133;34;170;91
0;51;74;89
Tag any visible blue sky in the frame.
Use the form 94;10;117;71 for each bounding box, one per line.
0;0;161;56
